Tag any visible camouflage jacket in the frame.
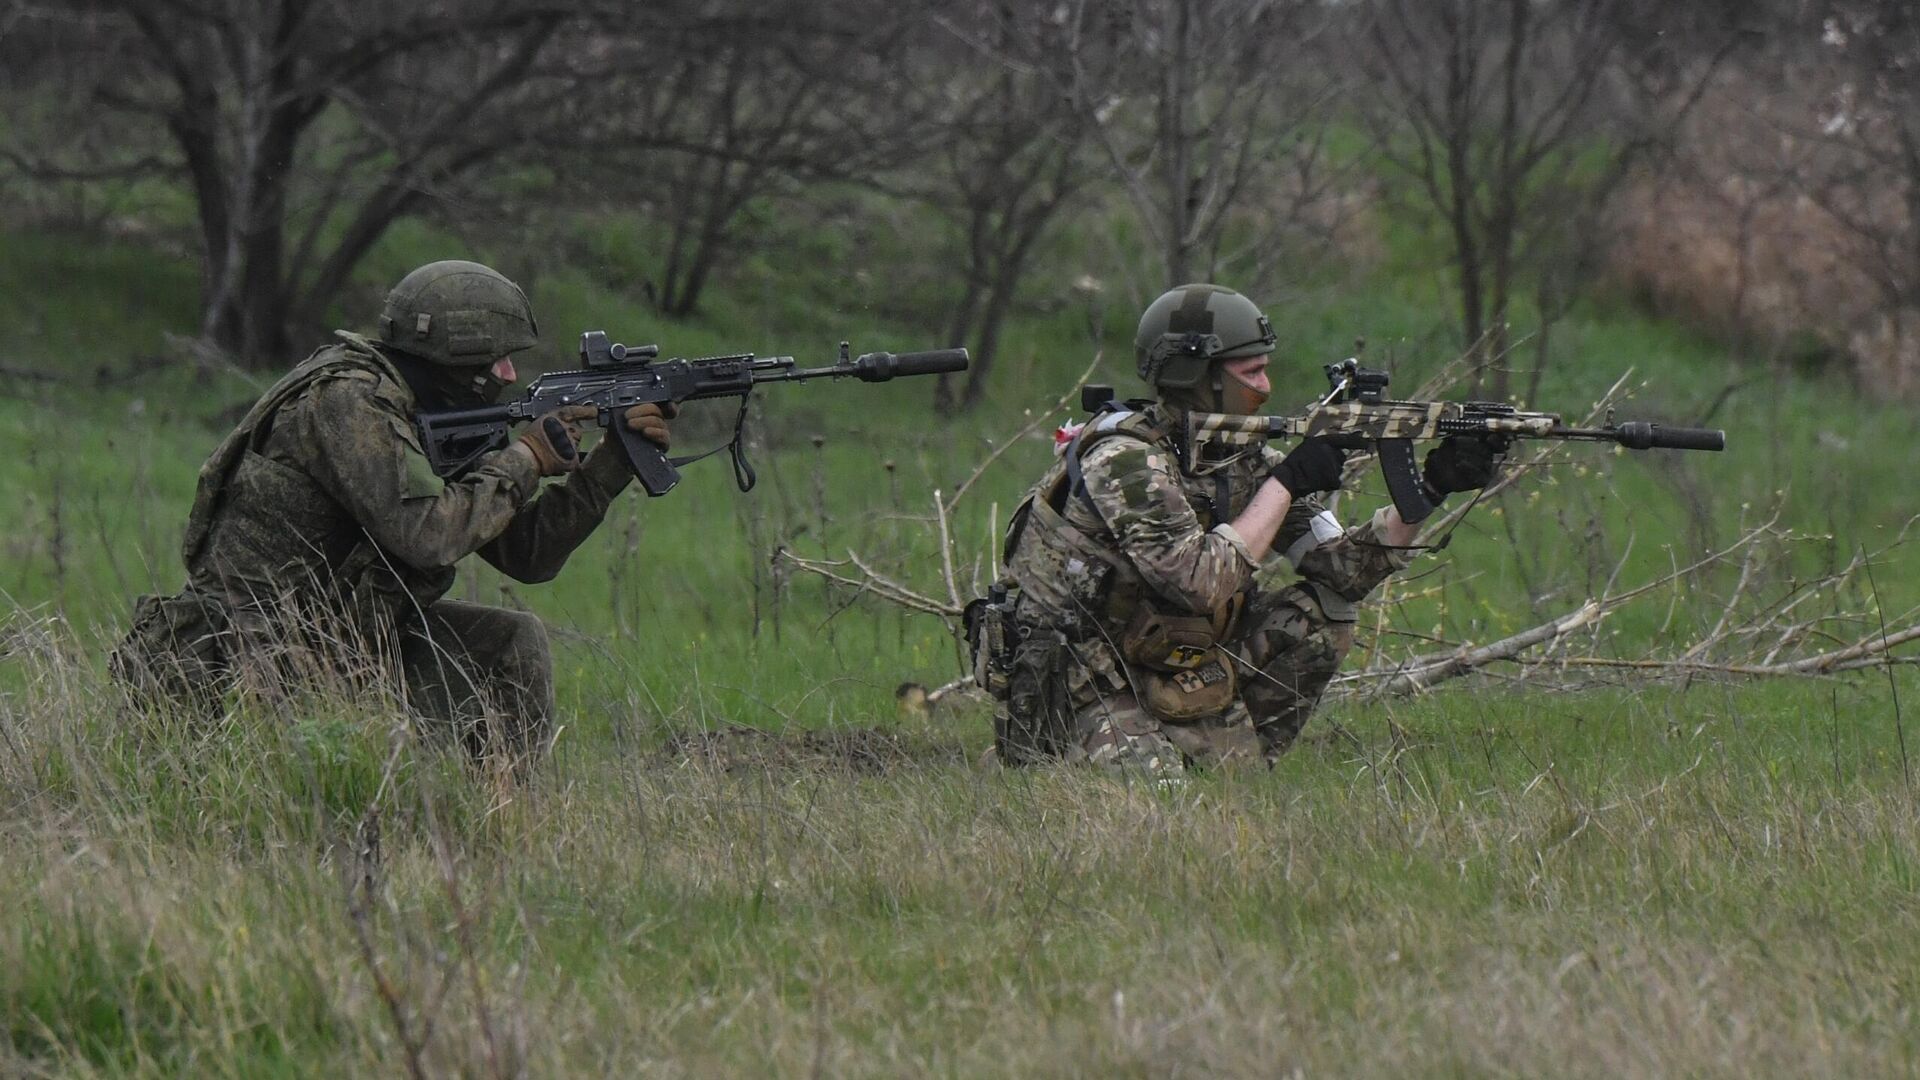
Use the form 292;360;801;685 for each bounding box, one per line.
183;331;632;628
1004;401;1412;640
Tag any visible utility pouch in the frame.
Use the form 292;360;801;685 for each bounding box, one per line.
1120;603;1219;672
964;583;1016;698
998;634;1072;764
1119;598;1241;722
1139;652;1237;722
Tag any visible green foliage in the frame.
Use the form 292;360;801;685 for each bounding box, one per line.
0;187;1916;1073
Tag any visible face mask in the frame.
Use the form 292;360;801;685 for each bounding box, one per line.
386;350;503;409
466;367;510;405
1218;367;1270;415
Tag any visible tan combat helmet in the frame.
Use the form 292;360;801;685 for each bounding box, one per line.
1133;283;1276;393
378;260;538;367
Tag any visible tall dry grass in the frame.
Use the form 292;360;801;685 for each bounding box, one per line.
4;604;1918;1077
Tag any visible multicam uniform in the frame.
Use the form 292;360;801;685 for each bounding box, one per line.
988;402;1412;770
112;332;633;757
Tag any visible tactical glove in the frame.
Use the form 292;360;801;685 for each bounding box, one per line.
620;401;675;451
1421;435;1501;503
517;405;595;476
1268;437;1348;498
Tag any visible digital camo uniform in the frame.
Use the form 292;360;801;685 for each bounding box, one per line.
112;266;631;760
989;402;1412;770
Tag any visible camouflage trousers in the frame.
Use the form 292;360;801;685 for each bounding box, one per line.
112;590;554;763
398;600;555;762
1046;583;1354;772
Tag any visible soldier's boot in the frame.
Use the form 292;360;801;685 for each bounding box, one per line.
401;599;555;772
1234;585;1355;760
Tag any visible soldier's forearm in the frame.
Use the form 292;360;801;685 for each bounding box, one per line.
477;452;631;583
1295;507;1420;602
1229;476;1295;563
1378;505;1418;548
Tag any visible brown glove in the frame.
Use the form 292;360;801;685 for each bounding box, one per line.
620;401;676;450
517;405;597;476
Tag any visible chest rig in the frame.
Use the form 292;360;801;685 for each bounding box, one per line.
183;334;456;627
1000;401;1247;637
981;399;1250;723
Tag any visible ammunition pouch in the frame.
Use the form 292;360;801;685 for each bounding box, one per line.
963;587;1015;700
1118;593;1247;722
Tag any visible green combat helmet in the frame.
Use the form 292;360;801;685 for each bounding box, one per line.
1133;283;1276;392
378;260;538;367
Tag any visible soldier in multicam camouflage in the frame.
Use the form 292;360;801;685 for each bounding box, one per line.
110;261;674;769
978;284;1499;771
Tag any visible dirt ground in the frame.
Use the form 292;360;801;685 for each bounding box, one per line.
658;723;976;775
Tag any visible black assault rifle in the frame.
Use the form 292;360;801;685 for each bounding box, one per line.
419;331;969;496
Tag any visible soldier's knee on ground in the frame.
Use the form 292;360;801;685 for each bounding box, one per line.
1237;586;1357;758
403;601;555;764
480;608;555;757
1070;698;1188;775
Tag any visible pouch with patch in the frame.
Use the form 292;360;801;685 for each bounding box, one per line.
1140;651;1237;722
1120;603;1218;671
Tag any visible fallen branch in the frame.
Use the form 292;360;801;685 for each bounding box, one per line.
775;547;961;619
1365;600;1608;696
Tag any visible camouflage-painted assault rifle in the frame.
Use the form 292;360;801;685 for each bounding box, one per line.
418;331;968;496
1115;357;1724;524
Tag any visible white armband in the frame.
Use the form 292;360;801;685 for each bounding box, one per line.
1284;509;1345;567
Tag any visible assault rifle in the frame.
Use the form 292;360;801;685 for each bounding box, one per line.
1086;356;1725;524
419;331;969;496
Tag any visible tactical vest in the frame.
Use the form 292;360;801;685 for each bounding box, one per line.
183;332;456;628
992;403;1255;726
1000;404;1248;642
1000;407;1156;634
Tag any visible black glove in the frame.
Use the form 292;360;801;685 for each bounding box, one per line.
1268;437;1348;498
1421;435;1501;502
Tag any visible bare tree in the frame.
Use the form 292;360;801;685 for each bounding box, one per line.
1025;0;1344;299
1796;2;1920;394
558;1;927;319
1351;0;1711;401
902;3;1096;413
2;0;580;368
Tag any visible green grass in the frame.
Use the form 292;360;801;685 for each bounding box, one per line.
2;203;1918;1075
4;654;1917;1075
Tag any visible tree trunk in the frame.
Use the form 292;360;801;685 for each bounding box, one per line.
961;210;1052;411
666;176;741;319
936;274;986;414
1160;0;1195;288
961;272;1019;410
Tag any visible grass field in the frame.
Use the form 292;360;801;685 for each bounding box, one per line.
3;211;1918;1076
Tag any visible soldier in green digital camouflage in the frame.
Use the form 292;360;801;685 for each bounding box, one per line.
111;260;673;767
975;284;1498;771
